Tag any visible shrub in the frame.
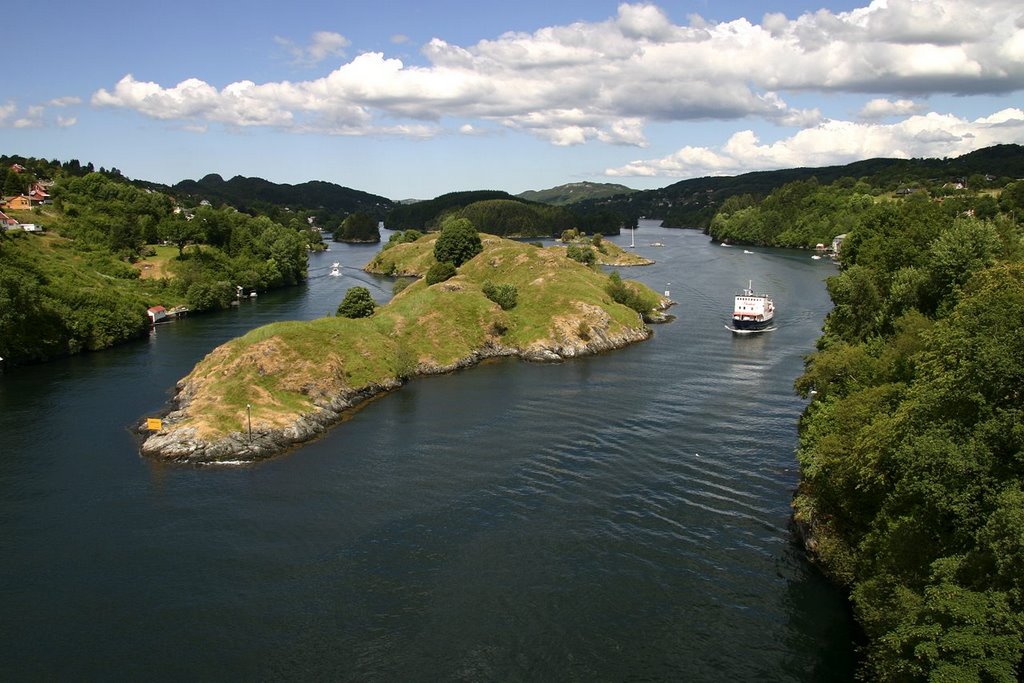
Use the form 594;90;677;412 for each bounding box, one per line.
566;244;597;266
425;261;456;285
605;271;650;318
482;281;518;310
392;278;415;295
382;229;424;251
433;217;482;267
336;286;376;318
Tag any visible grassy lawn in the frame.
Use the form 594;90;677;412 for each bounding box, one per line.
135;244;179;279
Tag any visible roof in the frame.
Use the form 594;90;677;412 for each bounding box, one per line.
148;305;167;313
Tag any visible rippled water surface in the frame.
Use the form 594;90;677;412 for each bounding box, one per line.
0;224;856;679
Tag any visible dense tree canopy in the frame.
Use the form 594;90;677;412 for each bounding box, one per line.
335;212;380;243
790;175;1024;679
0;158;311;365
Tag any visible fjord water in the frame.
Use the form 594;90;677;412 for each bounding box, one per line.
0;225;856;679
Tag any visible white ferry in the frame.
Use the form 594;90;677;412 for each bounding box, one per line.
731;281;775;332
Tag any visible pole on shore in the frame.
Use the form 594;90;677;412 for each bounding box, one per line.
246;403;252;442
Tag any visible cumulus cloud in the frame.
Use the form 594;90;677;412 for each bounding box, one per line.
858;97;926;119
92;1;1024;145
606;107;1024;177
276;31;350;67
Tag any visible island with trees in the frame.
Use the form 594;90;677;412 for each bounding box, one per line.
140;217;669;462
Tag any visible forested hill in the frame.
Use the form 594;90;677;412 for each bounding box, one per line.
1;161;314;366
384;190;514;230
575;144;1024;228
156;173;396;226
517;181;636;206
384;190;627;236
787;163;1024;677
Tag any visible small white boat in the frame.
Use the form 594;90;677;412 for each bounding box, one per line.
811;255;822;260
744;249;754;254
330;262;341;277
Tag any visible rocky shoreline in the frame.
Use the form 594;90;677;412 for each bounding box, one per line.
139;321;659;464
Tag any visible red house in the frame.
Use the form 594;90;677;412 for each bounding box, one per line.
147;306;168;324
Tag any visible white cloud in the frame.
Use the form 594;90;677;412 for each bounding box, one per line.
48;96;82;107
1;99;81;128
275;31;350;67
606;107;1024;177
13;105;44;128
858;98;926;119
92;1;1024;145
0;101;15;126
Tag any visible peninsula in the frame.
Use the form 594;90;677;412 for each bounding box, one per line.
140;231;670;462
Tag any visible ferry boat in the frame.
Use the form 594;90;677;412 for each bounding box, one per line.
731;280;775;332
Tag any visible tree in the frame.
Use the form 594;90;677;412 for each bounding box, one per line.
433;217;482;267
186;280;235;311
158;214;202;256
336;286;376;318
3;169;26;196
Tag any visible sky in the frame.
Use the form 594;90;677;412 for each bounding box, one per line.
2;0;1023;200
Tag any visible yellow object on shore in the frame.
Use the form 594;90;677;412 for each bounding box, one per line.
146;418;163;431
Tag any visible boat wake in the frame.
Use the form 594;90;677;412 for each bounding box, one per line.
726;324;777;334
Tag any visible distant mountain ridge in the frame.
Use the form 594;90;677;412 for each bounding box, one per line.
517;181;636;205
132;144;1023;231
165;173;395;219
574;143;1024;228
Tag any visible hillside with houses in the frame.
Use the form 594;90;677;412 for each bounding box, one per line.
0;157;314;366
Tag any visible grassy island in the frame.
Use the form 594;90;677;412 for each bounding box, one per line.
142;231;669;462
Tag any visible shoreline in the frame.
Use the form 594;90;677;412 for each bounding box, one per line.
139;319;663;464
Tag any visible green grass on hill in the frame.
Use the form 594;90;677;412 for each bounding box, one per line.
176;233;662;439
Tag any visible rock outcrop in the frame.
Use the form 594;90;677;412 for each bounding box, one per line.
139;323;657;464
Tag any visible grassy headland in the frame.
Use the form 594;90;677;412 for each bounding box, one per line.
142;233;668;461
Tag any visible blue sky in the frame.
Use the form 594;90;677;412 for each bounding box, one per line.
2;0;1022;199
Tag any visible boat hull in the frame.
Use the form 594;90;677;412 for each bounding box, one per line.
731;315;774;331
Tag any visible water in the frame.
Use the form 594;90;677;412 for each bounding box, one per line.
0;224;856;679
